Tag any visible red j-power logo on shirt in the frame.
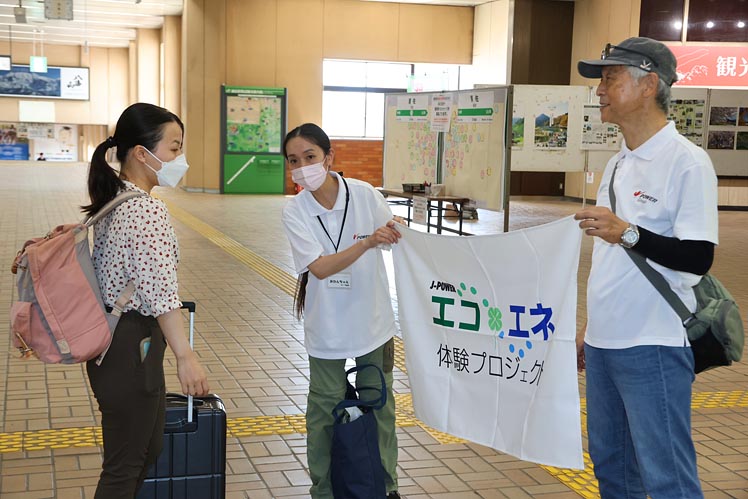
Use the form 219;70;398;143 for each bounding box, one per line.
633;190;659;204
353;233;371;240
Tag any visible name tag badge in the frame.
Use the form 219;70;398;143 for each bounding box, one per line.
328;273;352;289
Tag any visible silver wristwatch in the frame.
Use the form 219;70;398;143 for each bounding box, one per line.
620;223;640;249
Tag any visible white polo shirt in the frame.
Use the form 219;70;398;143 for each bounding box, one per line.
282;172;396;359
586;121;719;349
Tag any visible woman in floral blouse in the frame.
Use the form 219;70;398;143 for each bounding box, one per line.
82;103;209;499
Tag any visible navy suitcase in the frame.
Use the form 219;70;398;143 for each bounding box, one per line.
137;394;227;498
137;302;227;499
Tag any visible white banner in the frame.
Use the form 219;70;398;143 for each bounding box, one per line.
393;216;584;469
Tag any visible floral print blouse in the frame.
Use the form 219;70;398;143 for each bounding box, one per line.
92;180;181;317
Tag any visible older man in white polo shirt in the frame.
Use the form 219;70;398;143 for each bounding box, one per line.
574;37;718;499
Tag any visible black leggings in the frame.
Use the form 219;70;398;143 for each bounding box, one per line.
86;310;167;499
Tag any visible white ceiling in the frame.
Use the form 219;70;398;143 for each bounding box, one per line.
0;0;182;49
0;0;571;50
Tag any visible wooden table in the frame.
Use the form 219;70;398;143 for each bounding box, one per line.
378;188;471;235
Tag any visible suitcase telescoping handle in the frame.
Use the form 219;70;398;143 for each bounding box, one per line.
181;301;196;423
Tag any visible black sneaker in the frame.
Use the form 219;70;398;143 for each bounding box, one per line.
386;492;401;499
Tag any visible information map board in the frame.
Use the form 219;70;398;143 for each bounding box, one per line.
220;86;287;194
384;88;511;211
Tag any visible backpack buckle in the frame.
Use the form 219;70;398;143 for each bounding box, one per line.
683;314;698;329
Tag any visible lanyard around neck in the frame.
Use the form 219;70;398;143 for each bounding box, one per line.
317;176;350;253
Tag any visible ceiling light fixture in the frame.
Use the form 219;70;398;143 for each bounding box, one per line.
14;0;27;24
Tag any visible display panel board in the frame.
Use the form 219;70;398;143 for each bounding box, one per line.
220;86;287;193
706;89;748;176
510;85;589;172
442;87;508;211
384;88;511;211
383;93;440;189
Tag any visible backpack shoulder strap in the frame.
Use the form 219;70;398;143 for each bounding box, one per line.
608;161;695;328
84;191;147;227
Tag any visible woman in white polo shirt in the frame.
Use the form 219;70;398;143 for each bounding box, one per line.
281;123;402;499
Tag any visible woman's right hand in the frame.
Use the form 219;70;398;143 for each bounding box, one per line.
176;350;210;396
364;220;402;249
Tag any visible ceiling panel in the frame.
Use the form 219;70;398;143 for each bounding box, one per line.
0;0;573;50
0;0;182;48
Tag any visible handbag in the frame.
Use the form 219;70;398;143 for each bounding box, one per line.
608;163;744;373
330;364;387;499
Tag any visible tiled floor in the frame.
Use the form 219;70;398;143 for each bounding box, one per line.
1;163;746;499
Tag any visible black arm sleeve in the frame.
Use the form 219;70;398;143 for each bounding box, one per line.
632;226;714;275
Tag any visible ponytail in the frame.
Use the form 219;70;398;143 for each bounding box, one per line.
81;137;124;217
294;271;309;319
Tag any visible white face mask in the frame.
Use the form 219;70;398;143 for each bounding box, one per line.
291;160;328;192
144;148;189;188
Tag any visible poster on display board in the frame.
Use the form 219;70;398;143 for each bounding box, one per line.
511;106;524;149
456;91;495;123
510;85;589;172
0;123;29;160
704;89;748;175
220;85;287;193
580;104;621;150
430;94;454;133
668;99;707;148
33;124;78;161
396;95;429;123
533;100;569;150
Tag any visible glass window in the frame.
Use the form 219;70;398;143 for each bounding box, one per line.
323;60;367;87
322;91;366;138
365;93;385;138
322;59;466;138
639;0;685;41
323;60;410;138
365;62;412;89
687;0;748;42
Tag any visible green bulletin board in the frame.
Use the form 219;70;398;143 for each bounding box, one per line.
221;85;287;193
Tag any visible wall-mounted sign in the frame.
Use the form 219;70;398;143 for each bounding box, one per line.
0;64;89;100
669;45;748;87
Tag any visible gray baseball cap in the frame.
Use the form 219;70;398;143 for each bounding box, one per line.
578;37;678;86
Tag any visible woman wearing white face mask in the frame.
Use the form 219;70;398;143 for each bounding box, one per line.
281;123;403;499
82;103;209;499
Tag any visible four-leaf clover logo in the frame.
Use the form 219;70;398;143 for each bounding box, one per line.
488;307;503;332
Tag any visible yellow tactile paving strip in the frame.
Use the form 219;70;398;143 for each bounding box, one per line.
165;202;298;297
6;391;741;454
544;452;599;498
0;389;745;499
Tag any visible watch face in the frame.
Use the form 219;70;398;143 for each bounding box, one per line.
622;227;638;247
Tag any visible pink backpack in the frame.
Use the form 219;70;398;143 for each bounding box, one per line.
10;191;145;364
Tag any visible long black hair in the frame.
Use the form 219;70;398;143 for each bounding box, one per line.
283;123;332;319
82;103;184;216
